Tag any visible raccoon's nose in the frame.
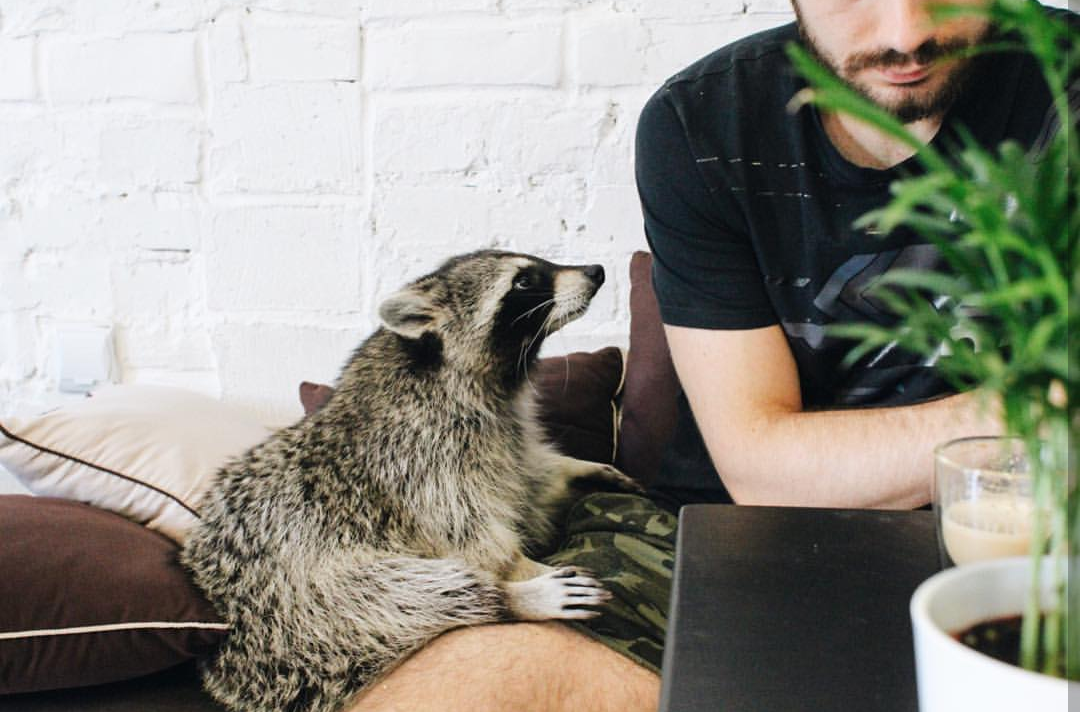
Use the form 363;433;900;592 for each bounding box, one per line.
583;264;605;286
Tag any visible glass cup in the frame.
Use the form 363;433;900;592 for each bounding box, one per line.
933;436;1034;568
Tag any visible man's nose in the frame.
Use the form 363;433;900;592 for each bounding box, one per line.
885;0;937;57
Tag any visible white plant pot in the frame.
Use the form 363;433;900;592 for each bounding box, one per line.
910;557;1075;711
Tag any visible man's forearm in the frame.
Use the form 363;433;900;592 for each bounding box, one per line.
711;391;1002;509
665;324;1004;510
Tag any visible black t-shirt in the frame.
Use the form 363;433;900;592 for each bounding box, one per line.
636;19;1062;508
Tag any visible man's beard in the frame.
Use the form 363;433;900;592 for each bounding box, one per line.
794;11;989;124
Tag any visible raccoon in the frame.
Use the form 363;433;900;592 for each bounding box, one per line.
181;250;642;712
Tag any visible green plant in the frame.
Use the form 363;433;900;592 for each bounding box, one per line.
785;0;1076;679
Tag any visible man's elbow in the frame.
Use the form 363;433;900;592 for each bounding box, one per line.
710;423;830;508
706;415;794;506
710;447;788;506
718;473;787;507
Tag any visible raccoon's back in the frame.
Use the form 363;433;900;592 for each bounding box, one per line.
182;429;323;603
183;331;537;597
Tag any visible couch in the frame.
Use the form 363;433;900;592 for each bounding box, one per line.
0;252;680;711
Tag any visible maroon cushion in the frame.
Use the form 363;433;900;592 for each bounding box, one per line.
299;381;335;415
532;347;624;465
300;347;625;466
0;495;226;694
614;251;680;486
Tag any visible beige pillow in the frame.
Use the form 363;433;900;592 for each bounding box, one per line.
0;386;271;544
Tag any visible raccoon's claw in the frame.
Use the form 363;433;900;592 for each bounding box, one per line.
503;566;611;621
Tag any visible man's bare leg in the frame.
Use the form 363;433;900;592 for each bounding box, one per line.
345;622;660;712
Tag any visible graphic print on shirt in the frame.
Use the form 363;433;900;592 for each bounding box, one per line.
781;243;953;406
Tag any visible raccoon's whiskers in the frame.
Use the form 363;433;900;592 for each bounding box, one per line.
559;351;571;397
535;308;558;348
511;298;557;326
519;310;555;394
519;342;538;394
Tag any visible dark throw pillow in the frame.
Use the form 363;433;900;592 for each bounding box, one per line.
532;347;624;465
0;495;227;695
614;251;681;487
299;381;335;415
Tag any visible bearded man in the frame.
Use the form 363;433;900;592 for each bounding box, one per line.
637;0;1069;511
346;3;1070;711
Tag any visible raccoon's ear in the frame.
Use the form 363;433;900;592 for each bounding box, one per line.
378;287;440;339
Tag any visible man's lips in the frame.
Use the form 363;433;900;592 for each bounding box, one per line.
878;66;931;84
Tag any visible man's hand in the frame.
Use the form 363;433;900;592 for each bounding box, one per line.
665;323;1003;509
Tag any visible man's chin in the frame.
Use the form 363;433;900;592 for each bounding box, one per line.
854;61;972;124
854;80;955;125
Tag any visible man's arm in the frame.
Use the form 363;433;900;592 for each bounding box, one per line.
666;323;1001;509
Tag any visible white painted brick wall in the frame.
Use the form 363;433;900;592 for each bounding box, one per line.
210;83;364;194
0;0;795;427
366;20;565;89
46;34;201;104
206;205;363;311
0;38;35;101
248;17;361;82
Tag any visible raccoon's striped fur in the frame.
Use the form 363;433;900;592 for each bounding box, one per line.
181;250;640;712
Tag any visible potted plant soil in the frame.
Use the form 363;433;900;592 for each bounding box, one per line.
786;0;1077;706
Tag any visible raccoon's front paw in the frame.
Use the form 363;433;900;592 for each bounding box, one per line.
569;464;646;496
504;566;612;621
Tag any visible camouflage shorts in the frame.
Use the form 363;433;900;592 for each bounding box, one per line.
542;492;678;675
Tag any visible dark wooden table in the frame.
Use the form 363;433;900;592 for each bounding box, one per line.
658;505;940;712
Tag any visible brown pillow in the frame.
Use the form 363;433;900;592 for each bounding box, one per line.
531;347;624;465
0;495;227;694
614;251;681;486
299;347;626;465
299;381;335;415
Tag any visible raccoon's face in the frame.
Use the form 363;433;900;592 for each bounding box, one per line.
377;250;605;380
492;254;604;342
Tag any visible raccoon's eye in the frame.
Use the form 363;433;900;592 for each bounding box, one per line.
513;273;533;291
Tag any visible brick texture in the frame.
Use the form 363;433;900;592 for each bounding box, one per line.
0;0;796;425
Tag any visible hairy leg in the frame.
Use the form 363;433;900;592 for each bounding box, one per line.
344;622;660;712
